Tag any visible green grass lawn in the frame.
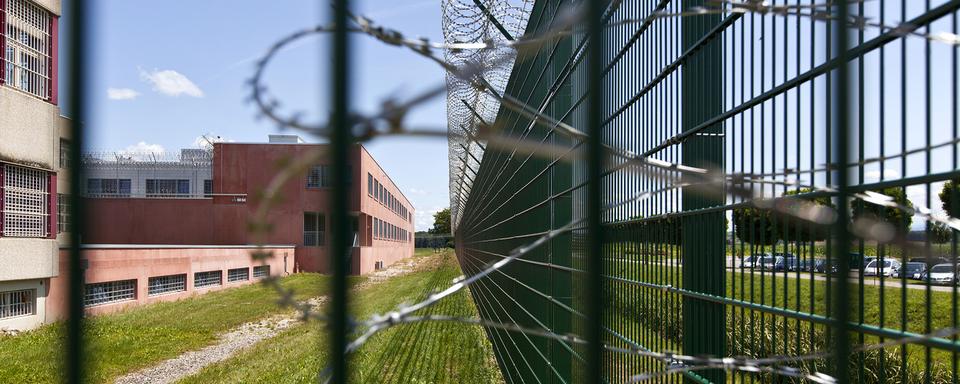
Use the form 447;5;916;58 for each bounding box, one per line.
0;273;351;383
607;257;960;382
179;250;502;383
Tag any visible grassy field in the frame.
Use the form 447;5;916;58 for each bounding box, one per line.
179;250;502;383
608;256;960;382
0;273;349;383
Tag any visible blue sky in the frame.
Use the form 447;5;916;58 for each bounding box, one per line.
62;0;451;231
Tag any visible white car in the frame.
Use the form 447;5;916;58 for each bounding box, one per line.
863;259;901;277
927;263;958;285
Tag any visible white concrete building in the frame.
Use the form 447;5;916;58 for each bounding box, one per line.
0;0;64;331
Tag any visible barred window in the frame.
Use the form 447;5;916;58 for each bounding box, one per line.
57;193;69;233
86;178;131;197
304;212;325;246
194;270;221;288
85;280;136;307
147;274;186;297
2;0;53;99
203;179;212;197
145;179;189;197
306;165;323;188
2;163;49;237
253;265;270;278
59;139;70;169
0;289;35;319
227;267;249;282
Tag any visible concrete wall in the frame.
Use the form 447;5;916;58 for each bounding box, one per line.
0;87;58;170
46;245;294;319
0;238;58;281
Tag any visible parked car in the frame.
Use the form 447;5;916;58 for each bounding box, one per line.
863;259;902;277
925;263;958;285
755;254;798;271
740;255;759;269
900;262;927;280
911;257;952;267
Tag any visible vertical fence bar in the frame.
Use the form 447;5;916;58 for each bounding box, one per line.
66;0;87;382
586;0;606;381
680;0;725;382
329;0;351;382
830;0;851;383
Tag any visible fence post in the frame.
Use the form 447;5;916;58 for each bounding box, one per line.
680;0;725;382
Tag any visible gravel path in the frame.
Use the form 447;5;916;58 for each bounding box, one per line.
114;255;431;384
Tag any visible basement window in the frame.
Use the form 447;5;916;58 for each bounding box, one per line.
148;274;187;297
253;265;270;278
2;163;50;238
85;280;136;307
227;267;249;282
0;289;35;319
194;270;221;288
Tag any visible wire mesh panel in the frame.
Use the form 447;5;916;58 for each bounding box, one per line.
451;0;960;383
1;163;50;238
147;274;186;296
1;0;51;99
84;280;136;307
193;270;222;288
227;267;249;283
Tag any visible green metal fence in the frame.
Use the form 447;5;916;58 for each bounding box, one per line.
454;0;960;383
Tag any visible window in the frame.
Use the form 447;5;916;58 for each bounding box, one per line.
146;179;190;196
194;270;221;288
307;165;323;188
253;265;270;278
2;164;49;237
148;274;187;296
203;179;213;197
57;193;69;233
0;289;35;319
227;268;249;282
59;139;70;169
374;218;380;239
85;280;136;307
86;178;131;197
374;180;381;201
2;0;53;100
367;173;373;195
304;212;326;246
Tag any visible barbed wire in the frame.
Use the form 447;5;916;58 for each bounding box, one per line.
239;1;960;382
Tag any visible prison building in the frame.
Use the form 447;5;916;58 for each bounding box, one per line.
82;135;416;276
0;0;64;331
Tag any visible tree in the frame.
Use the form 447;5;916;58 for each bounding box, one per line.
852;187;913;234
429;208;452;235
940;179;960;218
777;188;833;243
733;207;779;245
928;221;952;244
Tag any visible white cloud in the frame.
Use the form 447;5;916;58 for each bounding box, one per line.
117;141;166;161
139;68;204;97
107;88;140;100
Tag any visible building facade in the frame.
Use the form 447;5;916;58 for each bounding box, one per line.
0;0;62;331
83;137;416;275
